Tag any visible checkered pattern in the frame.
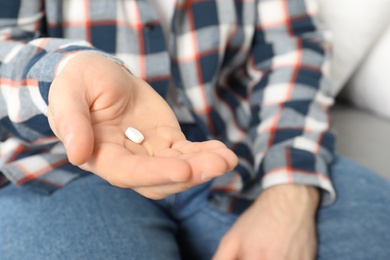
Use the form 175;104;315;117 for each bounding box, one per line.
0;0;336;212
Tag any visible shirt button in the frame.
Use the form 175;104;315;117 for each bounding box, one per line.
144;22;155;32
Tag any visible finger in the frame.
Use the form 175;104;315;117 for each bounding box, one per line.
213;235;239;260
173;140;238;170
141;134;173;156
154;144;229;181
209;146;238;170
172;141;238;180
133;181;195;200
140;127;186;156
172;140;226;151
48;77;94;165
181;151;229;181
85;143;193;188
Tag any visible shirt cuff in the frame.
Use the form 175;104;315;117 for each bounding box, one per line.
259;146;336;206
24;39;125;105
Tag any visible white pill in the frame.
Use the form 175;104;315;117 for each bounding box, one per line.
125;127;144;144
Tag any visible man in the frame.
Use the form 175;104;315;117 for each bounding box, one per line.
1;0;389;259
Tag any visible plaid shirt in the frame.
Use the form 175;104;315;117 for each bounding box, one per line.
0;0;335;213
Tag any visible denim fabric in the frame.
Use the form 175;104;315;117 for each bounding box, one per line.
1;155;390;260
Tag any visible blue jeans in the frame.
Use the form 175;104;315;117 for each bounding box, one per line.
1;155;390;260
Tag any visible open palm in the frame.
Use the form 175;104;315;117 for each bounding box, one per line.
48;53;237;199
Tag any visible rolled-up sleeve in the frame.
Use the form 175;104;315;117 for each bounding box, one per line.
0;0;118;192
248;0;335;205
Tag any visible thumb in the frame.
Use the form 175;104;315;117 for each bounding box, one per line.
48;75;94;166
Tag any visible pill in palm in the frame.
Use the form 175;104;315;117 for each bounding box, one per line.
125;127;144;144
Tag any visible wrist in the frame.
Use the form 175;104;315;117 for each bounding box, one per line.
55;52;83;77
256;184;320;215
55;50;128;77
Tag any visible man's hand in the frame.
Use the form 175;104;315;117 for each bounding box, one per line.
48;52;238;199
213;184;319;260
